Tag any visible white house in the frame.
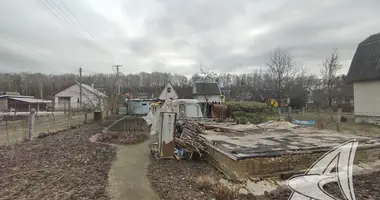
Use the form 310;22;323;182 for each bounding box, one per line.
158;82;179;100
192;82;222;103
54;82;107;111
346;32;380;124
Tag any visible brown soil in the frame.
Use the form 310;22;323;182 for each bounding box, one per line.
147;159;380;200
148;159;223;200
97;117;150;145
0;124;116;200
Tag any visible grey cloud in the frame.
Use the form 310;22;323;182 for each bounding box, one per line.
148;0;248;36
172;39;191;50
0;45;50;72
0;0;380;76
128;38;156;56
210;53;269;73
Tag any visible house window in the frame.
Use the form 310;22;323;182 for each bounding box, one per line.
142;103;147;106
167;87;171;93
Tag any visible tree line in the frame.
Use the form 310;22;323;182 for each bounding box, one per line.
0;48;352;109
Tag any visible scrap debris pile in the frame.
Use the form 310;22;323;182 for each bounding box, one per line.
175;120;207;159
150;120;208;160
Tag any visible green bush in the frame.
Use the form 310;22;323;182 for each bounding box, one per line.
265;116;281;121
225;101;274;114
227;101;277;124
232;111;248;117
236;116;248;124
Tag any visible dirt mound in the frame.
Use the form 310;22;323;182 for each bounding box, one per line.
257;121;298;130
98;117;150;145
97;131;149;145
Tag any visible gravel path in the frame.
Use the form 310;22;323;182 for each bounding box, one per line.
107;137;159;200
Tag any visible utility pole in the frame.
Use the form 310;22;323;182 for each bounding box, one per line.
113;65;122;95
79;67;83;110
40;83;43;99
113;65;122;114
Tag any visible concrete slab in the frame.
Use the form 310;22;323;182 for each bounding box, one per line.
201;127;380;159
201;128;380;159
201;122;380;180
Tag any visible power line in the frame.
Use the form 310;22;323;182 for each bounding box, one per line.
56;0;113;57
0;28;75;69
37;0;99;52
47;0;103;52
58;0;97;43
57;0;111;56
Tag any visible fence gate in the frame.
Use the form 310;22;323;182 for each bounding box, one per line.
158;112;177;158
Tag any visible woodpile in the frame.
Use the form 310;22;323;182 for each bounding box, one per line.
175;120;207;159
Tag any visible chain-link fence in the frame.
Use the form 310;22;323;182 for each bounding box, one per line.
0;111;94;146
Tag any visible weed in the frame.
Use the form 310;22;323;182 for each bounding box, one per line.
212;184;236;200
195;175;215;190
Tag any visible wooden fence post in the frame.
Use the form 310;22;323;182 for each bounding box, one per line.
5;118;9;144
287;106;292;122
336;108;342;132
68;103;72;128
27;108;36;140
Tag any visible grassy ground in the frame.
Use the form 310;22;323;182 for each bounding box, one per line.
291;112;380;137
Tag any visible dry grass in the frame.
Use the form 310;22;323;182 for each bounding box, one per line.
292;112;380;137
212;184;236;200
195;175;215;190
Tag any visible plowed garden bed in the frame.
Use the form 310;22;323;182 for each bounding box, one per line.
0;123;116;200
97;117;150;145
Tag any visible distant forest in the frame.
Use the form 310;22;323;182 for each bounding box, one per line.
0;48;353;108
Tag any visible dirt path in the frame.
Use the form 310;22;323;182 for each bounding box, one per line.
107;138;159;200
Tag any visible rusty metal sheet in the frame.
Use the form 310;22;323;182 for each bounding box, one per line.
158;112;176;158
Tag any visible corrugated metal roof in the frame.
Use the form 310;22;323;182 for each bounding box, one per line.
54;82;107;97
9;97;52;104
0;95;35;98
347;32;380;82
79;83;107;97
174;86;193;99
0;91;21;95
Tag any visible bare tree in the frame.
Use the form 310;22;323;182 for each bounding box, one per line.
265;48;299;100
320;49;342;108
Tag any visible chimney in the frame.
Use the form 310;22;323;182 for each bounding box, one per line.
91;83;94;88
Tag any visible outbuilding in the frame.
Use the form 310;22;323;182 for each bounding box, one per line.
346;32;380;124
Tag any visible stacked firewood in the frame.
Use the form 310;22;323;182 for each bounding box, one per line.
175;120;207;159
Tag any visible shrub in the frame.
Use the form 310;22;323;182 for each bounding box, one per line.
225;101;273;113
212;184;236;200
195;175;215;190
232;111;248;118
236;116;248;124
227;101;277;124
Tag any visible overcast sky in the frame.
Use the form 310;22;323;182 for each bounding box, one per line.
0;0;379;76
